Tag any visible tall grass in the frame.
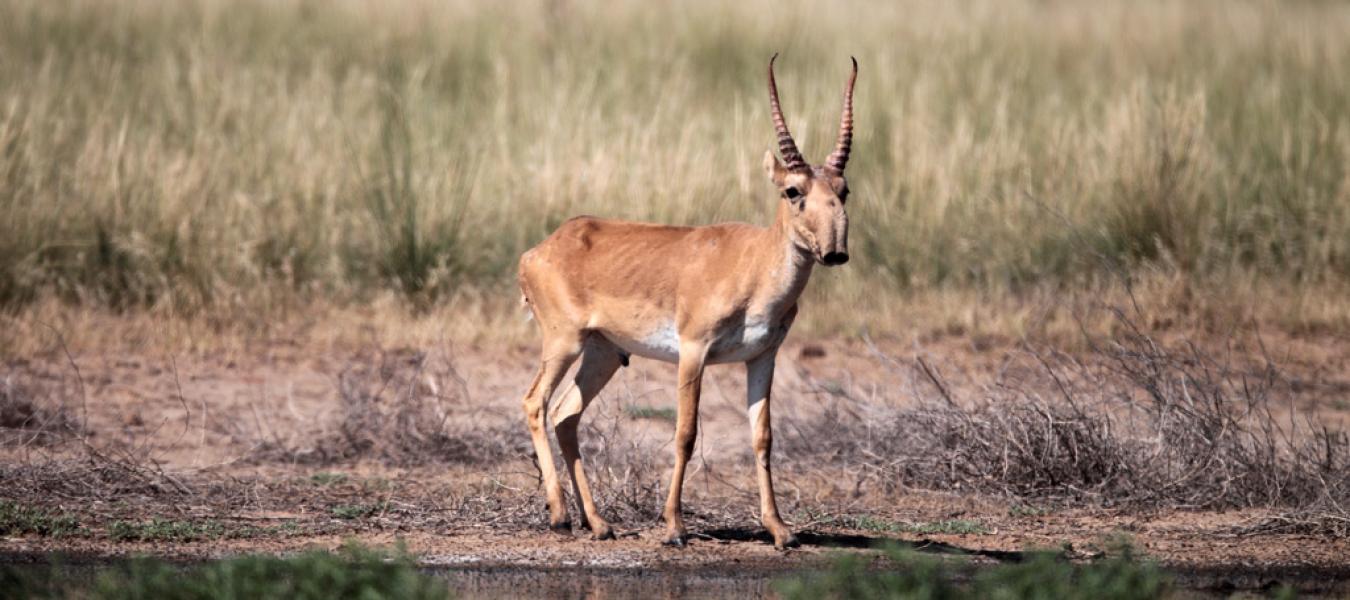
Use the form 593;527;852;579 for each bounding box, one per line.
1;0;1347;318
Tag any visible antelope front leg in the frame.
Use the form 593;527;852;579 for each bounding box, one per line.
746;350;798;549
662;342;708;547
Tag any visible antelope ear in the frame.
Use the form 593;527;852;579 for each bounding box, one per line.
763;149;788;186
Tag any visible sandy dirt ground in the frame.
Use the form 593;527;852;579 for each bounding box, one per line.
3;329;1349;594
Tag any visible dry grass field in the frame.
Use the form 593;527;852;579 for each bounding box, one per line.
2;0;1349;596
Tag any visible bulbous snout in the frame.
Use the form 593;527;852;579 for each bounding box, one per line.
819;209;849;267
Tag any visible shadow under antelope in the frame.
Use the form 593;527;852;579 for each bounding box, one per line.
517;54;858;550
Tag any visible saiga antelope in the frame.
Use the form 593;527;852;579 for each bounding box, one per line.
518;54;857;549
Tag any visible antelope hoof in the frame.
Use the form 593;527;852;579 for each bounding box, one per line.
549;518;573;534
590;522;615;541
662;533;688;548
766;520;799;550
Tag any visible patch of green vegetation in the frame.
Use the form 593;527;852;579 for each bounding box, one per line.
308;472;349;486
330;503;386;520
624;405;677;422
360;477;394;492
0;500;83;538
776;541;1167;600
835;514;899;532
107;519;226;542
106;518;298;542
1;542;450;600
821;514;991;536
1008;504;1051;518
906;520;989;536
229;521;303;540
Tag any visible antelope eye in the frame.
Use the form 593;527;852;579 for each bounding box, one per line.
784;187;802;199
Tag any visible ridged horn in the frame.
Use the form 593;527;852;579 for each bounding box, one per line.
768;53;807;171
825;57;858;175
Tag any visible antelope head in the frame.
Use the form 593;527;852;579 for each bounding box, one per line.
763;54;856;267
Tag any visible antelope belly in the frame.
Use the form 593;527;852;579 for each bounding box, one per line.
602;322;681;363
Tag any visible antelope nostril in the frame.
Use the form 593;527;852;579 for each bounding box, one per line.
822;252;849;266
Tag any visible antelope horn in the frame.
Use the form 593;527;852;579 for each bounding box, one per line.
825;57;858;175
768;53;807;171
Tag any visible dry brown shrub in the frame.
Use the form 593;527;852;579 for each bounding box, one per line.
782;308;1349;534
575;409;665;525
1097;312;1348;514
1;448;192;502
1;353;194;502
0;374;80;446
256;351;524;466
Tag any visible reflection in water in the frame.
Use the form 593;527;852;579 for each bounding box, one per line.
431;566;776;599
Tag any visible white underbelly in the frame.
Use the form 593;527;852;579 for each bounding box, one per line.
602;323;681;363
602;318;780;365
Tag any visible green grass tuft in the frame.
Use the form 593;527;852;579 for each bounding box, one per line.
308;472;349;486
1008;504;1051;518
0;501;82;538
1;542;450;600
106;518;297;542
107;519;225;542
330;503;386;520
816;514;992;536
624;405;678;422
777;541;1167;600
